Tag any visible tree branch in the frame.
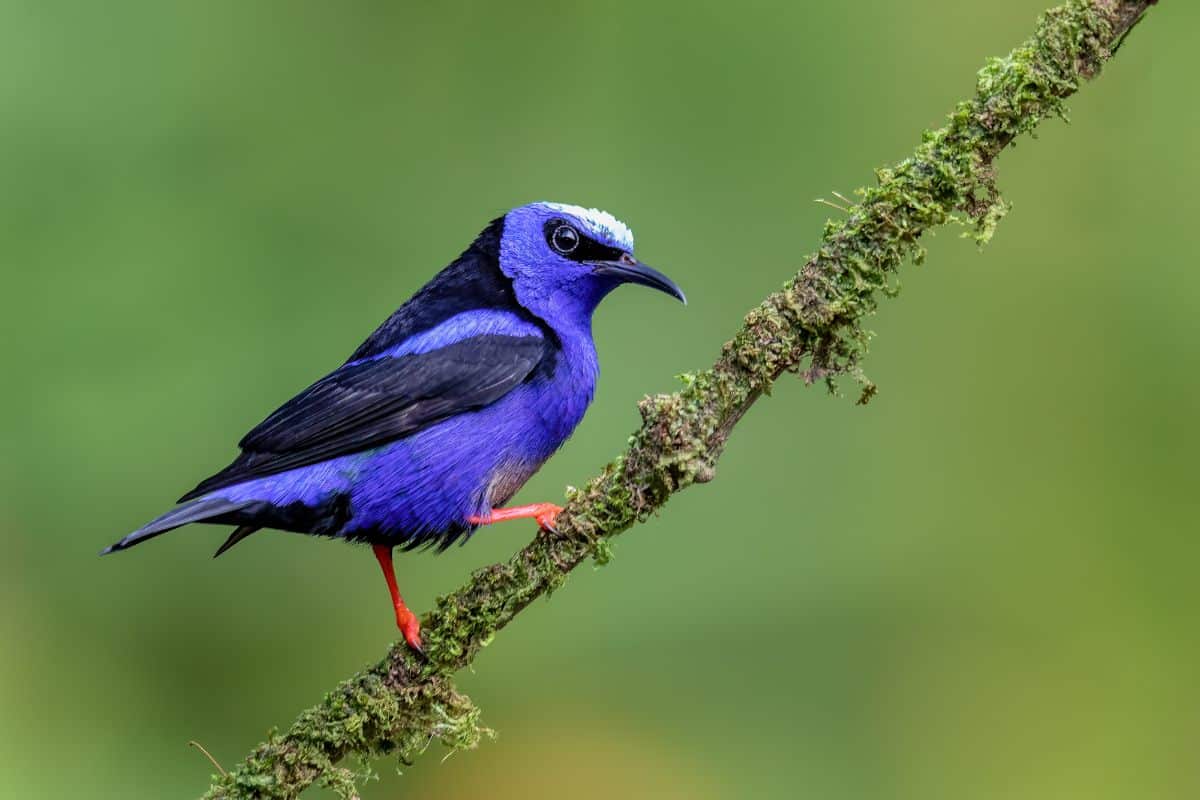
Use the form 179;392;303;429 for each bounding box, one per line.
202;2;1158;796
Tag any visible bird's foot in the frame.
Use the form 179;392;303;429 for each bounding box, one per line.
373;544;424;655
468;502;563;532
534;503;562;533
396;609;424;654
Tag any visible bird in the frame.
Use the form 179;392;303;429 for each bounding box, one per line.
102;201;685;652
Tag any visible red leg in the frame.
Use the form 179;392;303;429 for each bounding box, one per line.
372;544;422;652
468;502;563;531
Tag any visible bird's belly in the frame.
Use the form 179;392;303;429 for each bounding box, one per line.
342;377;591;547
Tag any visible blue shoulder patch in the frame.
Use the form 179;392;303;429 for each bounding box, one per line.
347;309;544;365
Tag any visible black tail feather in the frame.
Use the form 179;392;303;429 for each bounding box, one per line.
101;497;250;555
213;525;261;558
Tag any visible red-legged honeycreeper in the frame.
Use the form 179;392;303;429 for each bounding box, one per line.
102;202;686;651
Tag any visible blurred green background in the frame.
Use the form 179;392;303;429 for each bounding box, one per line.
3;1;1197;798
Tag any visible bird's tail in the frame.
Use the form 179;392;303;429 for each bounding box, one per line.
101;496;251;555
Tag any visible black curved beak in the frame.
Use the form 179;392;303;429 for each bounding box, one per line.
592;253;687;305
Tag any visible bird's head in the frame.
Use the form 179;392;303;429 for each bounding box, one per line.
497;202;685;323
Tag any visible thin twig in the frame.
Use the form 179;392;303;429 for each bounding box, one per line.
189;741;227;778
815;197;850;213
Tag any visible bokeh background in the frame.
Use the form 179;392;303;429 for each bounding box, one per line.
3;1;1197;798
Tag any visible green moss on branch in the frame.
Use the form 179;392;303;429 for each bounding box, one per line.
202;2;1157;797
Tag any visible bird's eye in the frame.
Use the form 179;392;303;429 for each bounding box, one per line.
550;224;580;255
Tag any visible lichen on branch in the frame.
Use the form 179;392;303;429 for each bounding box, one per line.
202;2;1158;797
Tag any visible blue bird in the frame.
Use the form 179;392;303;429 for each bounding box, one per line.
102;202;685;650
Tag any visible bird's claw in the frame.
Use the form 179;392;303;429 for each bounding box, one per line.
535;504;563;533
397;613;424;655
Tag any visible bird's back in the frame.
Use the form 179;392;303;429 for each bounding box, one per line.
346;217;550;363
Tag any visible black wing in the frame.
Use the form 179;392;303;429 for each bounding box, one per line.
180;333;548;500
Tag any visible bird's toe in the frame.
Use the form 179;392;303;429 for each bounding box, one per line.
534;503;564;533
399;615;424;654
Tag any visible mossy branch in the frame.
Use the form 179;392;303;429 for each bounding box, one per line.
202;2;1157;797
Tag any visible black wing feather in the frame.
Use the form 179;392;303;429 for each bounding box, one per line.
180;334;547;500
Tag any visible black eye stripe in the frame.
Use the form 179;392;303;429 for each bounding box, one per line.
543;219;625;263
